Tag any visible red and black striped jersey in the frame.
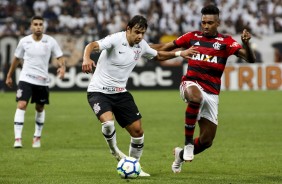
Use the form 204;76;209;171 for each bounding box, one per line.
174;31;242;95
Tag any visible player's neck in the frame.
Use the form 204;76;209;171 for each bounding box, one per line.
32;34;43;41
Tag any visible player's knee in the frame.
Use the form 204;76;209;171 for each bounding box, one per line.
35;104;44;112
131;129;144;137
186;91;203;103
17;101;27;110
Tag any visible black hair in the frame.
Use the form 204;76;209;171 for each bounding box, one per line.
127;15;148;30
201;5;220;16
31;16;44;22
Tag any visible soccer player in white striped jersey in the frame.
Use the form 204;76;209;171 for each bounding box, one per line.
82;15;198;177
6;16;65;148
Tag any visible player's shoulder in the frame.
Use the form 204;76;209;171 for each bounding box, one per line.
181;31;199;37
101;31;125;44
20;34;32;41
42;34;55;41
217;33;234;40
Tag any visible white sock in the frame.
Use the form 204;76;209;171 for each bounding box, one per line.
14;109;25;139
34;110;45;137
129;134;144;161
101;120;118;153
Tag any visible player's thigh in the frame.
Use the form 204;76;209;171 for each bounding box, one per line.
31;85;49;105
180;81;203;103
16;81;32;103
87;92;113;121
199;93;219;125
113;92;142;128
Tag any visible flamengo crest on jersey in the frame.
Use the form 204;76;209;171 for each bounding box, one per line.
175;31;242;95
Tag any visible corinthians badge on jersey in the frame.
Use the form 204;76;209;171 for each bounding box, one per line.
134;50;141;60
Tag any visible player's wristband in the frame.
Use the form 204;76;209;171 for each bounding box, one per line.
175;51;181;57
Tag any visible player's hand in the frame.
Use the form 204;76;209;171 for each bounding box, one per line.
82;58;96;74
5;77;13;88
241;29;251;44
181;46;199;59
57;66;65;79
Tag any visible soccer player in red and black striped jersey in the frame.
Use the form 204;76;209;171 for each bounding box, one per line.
151;5;256;173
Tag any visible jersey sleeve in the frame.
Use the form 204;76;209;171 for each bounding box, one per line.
141;40;157;60
51;37;63;58
227;37;242;56
174;32;192;48
97;33;120;51
14;39;24;59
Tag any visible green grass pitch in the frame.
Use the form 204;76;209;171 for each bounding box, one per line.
0;90;281;184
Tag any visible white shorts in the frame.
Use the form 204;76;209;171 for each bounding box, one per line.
180;81;219;125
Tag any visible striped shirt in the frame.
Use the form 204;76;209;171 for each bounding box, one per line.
174;31;242;94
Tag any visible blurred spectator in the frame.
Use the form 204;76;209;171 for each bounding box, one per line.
0;18;17;37
33;0;48;16
0;0;281;66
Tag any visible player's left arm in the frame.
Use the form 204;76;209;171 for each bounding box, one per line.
56;56;65;79
155;46;199;61
236;29;256;63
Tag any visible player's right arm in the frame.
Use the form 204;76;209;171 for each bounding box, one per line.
150;42;177;51
82;41;99;74
6;57;21;88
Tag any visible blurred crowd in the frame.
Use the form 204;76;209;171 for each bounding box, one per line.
0;0;282;43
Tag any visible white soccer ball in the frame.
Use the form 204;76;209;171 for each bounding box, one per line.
117;157;141;179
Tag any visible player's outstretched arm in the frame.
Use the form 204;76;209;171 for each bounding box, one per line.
82;42;99;74
155;46;199;61
237;29;256;63
150;42;176;51
5;57;21;88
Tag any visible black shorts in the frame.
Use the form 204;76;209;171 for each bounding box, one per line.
16;81;49;105
87;92;142;128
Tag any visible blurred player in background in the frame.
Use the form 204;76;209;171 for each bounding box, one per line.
6;16;65;148
82;15;197;177
151;5;256;173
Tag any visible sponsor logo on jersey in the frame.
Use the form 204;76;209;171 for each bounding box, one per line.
192;53;218;63
26;74;48;82
194;33;203;38
102;87;125;92
215;37;224;41
230;41;240;47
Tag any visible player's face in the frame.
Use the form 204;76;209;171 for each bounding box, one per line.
31;19;44;36
126;25;146;46
201;15;220;37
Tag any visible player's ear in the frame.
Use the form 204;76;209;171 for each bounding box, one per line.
216;18;220;27
126;26;130;31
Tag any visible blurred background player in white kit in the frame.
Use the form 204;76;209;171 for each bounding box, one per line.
5;16;66;148
82;15;198;177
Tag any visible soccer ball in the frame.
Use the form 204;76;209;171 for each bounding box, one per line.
117;157;141;179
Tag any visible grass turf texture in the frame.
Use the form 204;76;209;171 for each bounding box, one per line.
0;90;281;184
